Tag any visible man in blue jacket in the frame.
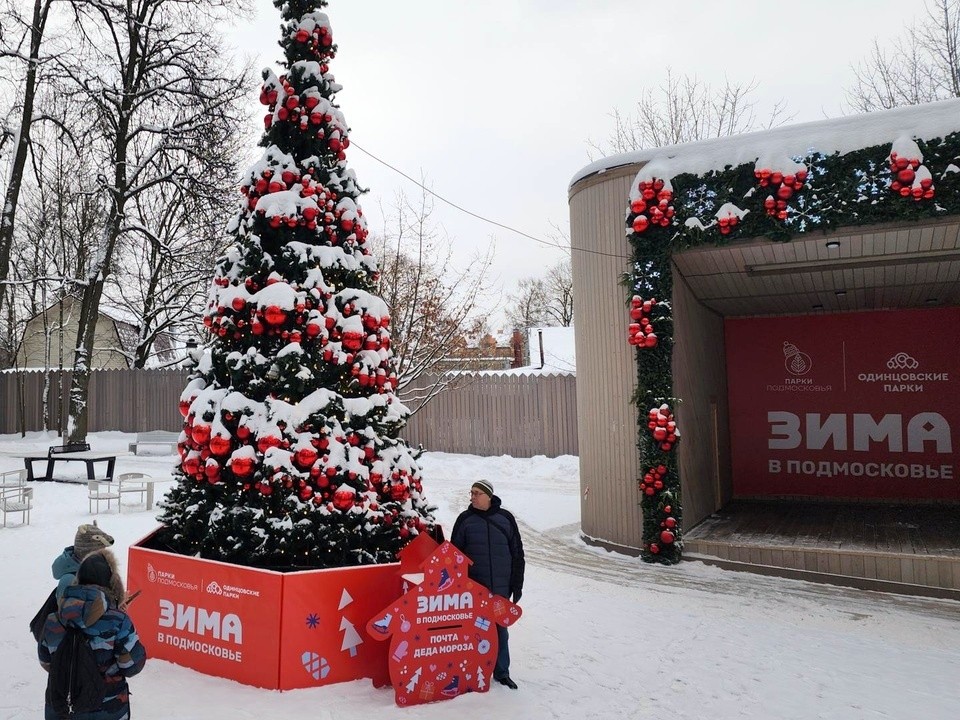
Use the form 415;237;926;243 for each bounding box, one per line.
450;479;524;689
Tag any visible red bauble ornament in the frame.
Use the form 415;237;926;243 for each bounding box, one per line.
179;399;192;417
257;435;281;453
333;486;355;511
897;168;916;184
664;516;677;528
342;330;364;351
660;529;675;544
230;457;254;477
183;455;201;476
191;424;211;445
295;447;318;468
264;305;287;326
209;435;231;456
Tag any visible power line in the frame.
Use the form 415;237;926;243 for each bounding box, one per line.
351;142;631;262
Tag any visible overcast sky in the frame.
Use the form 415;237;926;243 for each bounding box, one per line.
226;0;924;329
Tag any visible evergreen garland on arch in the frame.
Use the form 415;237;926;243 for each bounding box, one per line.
623;131;960;565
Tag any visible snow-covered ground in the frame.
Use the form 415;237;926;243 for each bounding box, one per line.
1;431;958;719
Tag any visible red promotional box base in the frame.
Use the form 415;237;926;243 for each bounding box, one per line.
126;527;402;690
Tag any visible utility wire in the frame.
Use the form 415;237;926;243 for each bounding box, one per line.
352;142;631;262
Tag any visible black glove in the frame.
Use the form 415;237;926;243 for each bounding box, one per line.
511;589;522;604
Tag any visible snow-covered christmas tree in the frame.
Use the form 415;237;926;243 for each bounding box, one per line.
158;0;437;568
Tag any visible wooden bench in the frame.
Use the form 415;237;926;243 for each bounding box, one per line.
128;431;180;455
50;442;91;455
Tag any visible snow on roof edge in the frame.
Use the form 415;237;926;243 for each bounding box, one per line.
569;98;960;189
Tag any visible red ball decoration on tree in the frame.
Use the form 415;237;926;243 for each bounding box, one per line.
263;305;287;326
294;447;318;469
191;424;211;445
209;435;232;456
333;485;356;511
230;456;254;477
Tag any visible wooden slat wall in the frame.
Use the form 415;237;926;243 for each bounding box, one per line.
402;373;578;458
0;369;192;435
672;270;732;529
569;167;643;549
1;370;578;458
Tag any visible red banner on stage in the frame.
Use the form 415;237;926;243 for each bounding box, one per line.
725;307;959;500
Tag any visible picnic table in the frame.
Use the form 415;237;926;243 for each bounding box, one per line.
24;444;118;484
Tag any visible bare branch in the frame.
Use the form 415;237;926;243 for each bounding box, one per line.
588;68;792;157
846;0;960;111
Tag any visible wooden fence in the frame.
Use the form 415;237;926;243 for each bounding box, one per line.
0;369;192;435
404;373;578;457
0;369;578;458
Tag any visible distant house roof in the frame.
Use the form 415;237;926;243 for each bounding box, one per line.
470;326;575;377
17;297;178;368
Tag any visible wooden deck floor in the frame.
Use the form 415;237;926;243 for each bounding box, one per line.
684;500;960;595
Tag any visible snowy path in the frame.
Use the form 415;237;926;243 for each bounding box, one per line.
526;521;960;624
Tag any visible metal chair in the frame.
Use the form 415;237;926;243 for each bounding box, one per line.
0;468;27;489
88;479;120;514
117;472;149;509
1;485;33;526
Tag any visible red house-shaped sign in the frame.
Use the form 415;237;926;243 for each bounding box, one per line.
365;540;521;706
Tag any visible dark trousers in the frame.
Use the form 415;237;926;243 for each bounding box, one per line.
494;625;510;679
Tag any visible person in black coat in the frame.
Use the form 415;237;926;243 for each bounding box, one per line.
450;479;524;689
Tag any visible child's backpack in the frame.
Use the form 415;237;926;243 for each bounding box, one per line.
29;588;58;642
45;626;105;718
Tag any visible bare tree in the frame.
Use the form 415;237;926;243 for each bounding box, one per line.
107;135;245;368
372;187;494;410
505;276;549;332
542;259;574;327
589;68;790;156
847;0;960;111
0;0;55;322
58;0;251;441
506;259;573;329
